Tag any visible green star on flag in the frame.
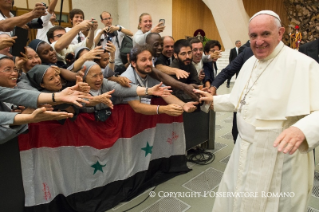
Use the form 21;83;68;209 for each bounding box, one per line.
141;142;153;157
91;161;106;175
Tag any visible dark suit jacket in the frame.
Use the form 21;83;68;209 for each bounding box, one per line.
212;47;254;89
238;40;250;54
299;39;319;63
229;47;238;63
203;61;218;85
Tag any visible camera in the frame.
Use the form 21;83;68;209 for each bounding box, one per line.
26;18;43;29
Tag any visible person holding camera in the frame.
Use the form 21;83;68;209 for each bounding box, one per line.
133;13;165;47
0;0;46;34
47;18;97;65
94;11;133;71
65;9;87;45
36;0;58;43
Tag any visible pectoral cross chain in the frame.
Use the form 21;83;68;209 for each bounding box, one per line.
238;99;246;113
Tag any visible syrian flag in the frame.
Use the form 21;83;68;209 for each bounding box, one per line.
19;99;190;212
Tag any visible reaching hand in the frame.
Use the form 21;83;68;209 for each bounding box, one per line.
149;82;172;96
210;50;222;61
116;76;131;87
273;126;306;155
162;104;183;116
193;89;213;104
55;85;92;107
174;68;189;79
183;101;198;113
30;107;73;123
181;84;200;101
96;89;114;109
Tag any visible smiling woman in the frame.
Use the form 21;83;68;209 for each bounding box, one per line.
0;55;18;88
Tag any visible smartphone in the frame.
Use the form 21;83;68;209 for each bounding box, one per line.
10;27;28;57
159;19;165;26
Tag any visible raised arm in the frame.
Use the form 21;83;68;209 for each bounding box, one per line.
54;20;92;52
149;68;199;101
0;3;46;32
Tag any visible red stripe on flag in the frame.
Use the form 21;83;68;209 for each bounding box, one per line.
19;100;183;151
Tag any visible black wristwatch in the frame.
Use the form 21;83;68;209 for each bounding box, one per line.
118;26;122;32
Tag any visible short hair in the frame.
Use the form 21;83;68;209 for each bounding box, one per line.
235;40;241;45
174;39;191;54
137;13;151;29
69;9;85;24
204;40;221;53
130;45;153;63
188;38;201;46
145;33;161;44
162;36;174;42
100;11;111;20
47;26;65;43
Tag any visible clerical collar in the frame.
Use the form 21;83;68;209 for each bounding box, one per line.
260;41;284;61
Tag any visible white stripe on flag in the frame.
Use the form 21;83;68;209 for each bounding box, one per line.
21;122;185;206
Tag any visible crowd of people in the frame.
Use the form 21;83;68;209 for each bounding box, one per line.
1;0;319;211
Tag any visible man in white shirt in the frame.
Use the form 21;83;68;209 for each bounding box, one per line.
36;0;58;43
47;19;97;64
65;9;86;45
94;11;133;70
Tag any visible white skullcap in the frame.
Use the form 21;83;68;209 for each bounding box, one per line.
249;10;281;23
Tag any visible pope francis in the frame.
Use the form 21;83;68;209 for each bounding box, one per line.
195;10;319;212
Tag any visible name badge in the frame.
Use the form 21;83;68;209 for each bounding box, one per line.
141;98;151;105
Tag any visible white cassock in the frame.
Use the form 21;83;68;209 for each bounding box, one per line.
212;41;319;212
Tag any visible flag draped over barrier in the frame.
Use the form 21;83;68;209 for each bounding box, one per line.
19;101;190;212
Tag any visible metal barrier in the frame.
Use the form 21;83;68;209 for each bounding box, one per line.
184;109;215;150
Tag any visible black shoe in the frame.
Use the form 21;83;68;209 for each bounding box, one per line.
226;83;230;88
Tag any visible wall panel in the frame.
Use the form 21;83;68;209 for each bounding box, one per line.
172;0;224;50
243;0;288;26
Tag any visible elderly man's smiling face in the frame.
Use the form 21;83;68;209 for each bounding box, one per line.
248;15;285;60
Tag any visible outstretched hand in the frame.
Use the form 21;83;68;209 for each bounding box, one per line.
55;85;92;107
183;101;198;113
193;89;213;104
97;89;115;109
149;82;172;96
30;107;73;123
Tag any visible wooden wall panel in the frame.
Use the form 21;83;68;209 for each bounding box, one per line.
172;0;224;50
243;0;288;26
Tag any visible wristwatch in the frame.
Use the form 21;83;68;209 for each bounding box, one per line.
118;26;122;32
145;87;149;95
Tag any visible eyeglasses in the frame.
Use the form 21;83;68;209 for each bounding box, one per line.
53;34;64;38
101;17;112;21
192;48;203;52
1;68;18;74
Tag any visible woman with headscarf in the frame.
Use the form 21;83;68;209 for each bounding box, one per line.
69;45;131;88
26;39;86;89
27;64;81;114
80;61;170;119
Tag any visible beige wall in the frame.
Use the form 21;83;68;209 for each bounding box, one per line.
72;0;119;30
123;0;172;37
203;0;250;50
